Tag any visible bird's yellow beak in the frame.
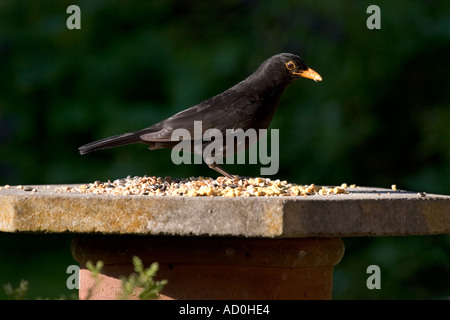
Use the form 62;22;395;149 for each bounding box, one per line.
293;68;322;82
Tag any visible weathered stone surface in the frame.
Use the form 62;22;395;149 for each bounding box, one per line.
0;184;449;237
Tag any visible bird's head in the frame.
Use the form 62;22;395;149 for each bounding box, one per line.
259;53;322;83
281;53;322;82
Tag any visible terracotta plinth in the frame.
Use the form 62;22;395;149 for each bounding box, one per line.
72;235;345;300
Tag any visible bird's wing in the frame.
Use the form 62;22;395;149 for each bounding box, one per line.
140;89;259;143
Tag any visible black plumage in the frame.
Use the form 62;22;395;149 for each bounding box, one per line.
79;53;322;178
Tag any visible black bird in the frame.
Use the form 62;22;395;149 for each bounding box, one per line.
79;53;322;179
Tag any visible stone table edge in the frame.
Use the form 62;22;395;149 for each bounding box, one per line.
0;185;449;237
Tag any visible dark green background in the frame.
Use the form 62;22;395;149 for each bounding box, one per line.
1;0;449;299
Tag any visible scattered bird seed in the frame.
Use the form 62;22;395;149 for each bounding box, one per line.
54;176;354;197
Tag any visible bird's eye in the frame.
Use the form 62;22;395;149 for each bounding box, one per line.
285;61;296;71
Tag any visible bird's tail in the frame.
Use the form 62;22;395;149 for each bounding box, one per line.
78;132;142;155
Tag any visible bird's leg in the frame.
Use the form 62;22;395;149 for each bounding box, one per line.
207;163;237;180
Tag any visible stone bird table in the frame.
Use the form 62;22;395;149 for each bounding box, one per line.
0;184;449;299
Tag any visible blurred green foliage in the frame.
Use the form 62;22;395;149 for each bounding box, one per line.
0;0;449;299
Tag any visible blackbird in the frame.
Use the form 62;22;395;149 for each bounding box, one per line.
79;53;322;178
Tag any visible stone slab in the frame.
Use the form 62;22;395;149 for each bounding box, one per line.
0;184;449;237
